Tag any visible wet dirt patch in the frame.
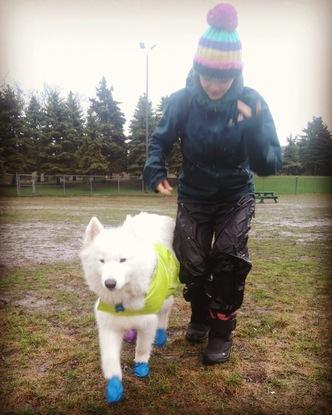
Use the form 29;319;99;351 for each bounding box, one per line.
0;222;85;267
252;197;332;242
0;290;55;310
0;195;331;267
14;291;55;309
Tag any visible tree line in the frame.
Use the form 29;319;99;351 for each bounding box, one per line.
282;117;332;176
0;77;180;177
0;77;331;177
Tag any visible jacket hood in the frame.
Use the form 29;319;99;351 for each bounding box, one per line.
185;68;243;112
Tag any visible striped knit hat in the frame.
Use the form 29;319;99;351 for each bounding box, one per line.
193;3;243;79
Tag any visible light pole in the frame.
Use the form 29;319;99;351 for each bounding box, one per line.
139;42;156;161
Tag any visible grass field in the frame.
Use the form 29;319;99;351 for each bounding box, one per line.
254;176;332;195
1;176;332;197
0;195;331;414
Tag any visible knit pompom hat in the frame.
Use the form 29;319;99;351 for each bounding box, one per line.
193;3;243;79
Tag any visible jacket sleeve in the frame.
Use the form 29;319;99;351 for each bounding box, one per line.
241;91;282;176
143;90;186;191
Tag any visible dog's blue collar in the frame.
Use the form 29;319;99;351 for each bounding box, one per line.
115;303;125;312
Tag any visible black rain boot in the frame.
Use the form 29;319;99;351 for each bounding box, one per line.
186;322;210;343
202;314;236;364
184;284;210;343
202;332;233;364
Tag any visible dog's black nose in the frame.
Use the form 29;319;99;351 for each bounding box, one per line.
105;279;117;290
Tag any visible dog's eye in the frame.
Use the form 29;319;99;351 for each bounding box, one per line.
120;258;126;263
99;259;105;263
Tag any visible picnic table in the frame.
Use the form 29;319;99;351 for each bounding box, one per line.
254;191;278;203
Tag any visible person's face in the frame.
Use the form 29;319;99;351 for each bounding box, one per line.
199;75;234;101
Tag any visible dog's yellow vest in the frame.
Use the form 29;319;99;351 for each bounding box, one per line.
97;243;179;316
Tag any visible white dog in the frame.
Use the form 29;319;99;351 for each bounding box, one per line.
80;212;179;404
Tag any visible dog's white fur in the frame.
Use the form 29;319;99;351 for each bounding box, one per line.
80;212;176;381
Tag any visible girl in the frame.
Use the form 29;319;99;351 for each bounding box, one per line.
143;3;282;364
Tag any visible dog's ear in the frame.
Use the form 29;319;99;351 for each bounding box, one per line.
124;214;132;223
123;214;132;229
83;217;103;246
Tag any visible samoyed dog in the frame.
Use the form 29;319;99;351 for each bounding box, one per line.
80;212;179;404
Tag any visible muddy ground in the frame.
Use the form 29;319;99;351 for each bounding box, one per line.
1;194;331;415
0;194;331;267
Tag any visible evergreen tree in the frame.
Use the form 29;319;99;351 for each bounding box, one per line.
127;95;155;176
154;96;169;121
155;96;182;176
76;111;109;175
300;117;332;175
41;87;68;173
88;77;127;174
24;94;45;173
281;134;302;175
65;91;84;172
0;84;26;173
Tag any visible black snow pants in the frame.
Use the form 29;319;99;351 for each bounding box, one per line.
173;195;255;334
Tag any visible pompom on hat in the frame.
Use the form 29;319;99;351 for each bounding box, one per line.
193;3;243;79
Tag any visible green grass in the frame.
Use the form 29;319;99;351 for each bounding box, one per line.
0;195;331;414
0;195;178;225
0;184;147;197
254;175;332;194
1;176;332;197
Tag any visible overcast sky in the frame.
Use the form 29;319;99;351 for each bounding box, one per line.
1;0;331;145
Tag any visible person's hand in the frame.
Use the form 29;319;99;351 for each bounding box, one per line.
156;179;173;195
237;100;261;122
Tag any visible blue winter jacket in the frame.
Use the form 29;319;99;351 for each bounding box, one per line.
143;73;282;202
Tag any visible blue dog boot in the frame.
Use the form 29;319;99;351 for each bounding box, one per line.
133;362;150;378
154;328;167;347
105;376;124;404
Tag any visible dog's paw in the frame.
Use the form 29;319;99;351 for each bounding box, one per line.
106;376;124;404
154;328;167;347
133;362;150;378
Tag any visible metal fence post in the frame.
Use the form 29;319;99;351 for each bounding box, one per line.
295;176;298;194
16;173;20;196
31;172;37;195
63;175;66;195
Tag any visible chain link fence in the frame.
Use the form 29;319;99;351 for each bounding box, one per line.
0;173;331;196
0;173;179;196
